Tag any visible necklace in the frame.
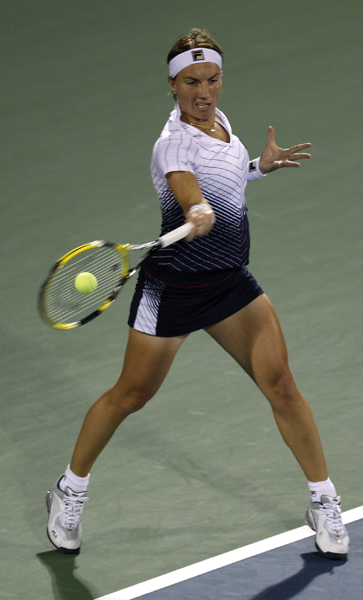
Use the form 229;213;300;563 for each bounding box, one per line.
189;121;216;133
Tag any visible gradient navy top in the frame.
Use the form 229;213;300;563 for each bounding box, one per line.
148;103;265;275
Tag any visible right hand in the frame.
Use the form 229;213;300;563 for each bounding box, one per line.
185;202;215;242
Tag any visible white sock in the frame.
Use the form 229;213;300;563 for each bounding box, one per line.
59;465;90;493
308;477;337;502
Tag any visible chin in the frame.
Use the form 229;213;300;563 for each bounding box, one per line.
194;108;213;120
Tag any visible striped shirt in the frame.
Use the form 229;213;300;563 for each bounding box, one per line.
148;103;265;274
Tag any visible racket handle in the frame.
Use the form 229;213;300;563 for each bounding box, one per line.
159;222;194;248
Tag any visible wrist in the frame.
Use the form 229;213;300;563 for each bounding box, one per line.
188;203;213;214
248;157;267;180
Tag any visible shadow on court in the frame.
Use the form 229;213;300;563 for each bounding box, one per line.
37;551;98;600
249;552;346;600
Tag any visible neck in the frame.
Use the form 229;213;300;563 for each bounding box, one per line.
180;110;217;132
190;120;216;132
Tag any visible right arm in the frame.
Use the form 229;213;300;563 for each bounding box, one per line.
166;171;215;242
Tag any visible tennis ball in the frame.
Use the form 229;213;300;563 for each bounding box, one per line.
75;272;98;294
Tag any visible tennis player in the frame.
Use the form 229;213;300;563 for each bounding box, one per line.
46;29;349;559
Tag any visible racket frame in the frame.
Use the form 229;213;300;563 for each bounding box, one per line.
38;223;193;330
39;241;131;330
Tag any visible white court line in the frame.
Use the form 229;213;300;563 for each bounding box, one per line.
95;505;363;600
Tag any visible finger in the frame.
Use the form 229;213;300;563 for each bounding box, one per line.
187;205;215;229
267;125;275;144
277;160;301;168
289;152;311;160
287;143;312;153
185;225;198;242
185;211;214;241
185;221;211;241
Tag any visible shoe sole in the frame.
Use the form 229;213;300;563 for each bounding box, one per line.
314;541;347;560
45;490;81;555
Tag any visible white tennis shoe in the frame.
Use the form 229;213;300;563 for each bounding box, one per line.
305;494;349;559
46;477;89;554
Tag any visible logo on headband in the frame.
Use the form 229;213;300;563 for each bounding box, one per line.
192;49;205;61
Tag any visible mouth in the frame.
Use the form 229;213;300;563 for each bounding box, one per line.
195;102;211;110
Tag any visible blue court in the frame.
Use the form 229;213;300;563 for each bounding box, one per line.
97;509;363;600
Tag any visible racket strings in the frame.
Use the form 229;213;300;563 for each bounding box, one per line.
43;246;126;324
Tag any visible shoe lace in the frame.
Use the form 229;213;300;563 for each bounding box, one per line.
322;502;346;535
60;494;89;530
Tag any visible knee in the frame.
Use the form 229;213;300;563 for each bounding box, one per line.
107;383;156;418
263;367;301;414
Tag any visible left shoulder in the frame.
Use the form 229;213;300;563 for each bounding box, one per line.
215;107;232;135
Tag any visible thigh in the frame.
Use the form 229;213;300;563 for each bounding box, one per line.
115;327;188;399
205;294;291;391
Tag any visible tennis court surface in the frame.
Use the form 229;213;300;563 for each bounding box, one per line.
2;1;362;599
95;508;363;599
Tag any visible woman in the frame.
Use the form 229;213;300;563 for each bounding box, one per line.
46;29;348;559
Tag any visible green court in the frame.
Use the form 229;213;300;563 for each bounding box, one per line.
1;1;362;598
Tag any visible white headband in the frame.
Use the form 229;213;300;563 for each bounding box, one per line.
168;48;222;78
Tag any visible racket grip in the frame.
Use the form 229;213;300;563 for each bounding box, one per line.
159;222;194;248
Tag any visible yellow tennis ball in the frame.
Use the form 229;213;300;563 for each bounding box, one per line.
75;272;98;294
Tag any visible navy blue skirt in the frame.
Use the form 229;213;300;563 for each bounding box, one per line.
128;266;263;337
128;264;264;337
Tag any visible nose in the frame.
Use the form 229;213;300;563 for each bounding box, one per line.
198;81;210;99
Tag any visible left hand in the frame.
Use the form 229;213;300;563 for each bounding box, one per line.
259;126;311;174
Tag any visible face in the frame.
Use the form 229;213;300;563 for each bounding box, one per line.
169;62;222;121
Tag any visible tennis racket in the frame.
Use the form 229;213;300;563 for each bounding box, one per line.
38;222;193;330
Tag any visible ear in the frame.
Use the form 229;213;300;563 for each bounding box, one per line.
168;76;176;94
